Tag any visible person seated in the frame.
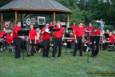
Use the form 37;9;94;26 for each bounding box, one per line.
35;28;41;45
109;32;115;45
0;28;6;38
107;31;115;51
104;29;110;39
102;36;109;50
0;28;7;49
35;28;42;52
64;28;74;48
5;32;14;52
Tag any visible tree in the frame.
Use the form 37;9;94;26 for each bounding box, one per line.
0;0;11;7
107;0;115;26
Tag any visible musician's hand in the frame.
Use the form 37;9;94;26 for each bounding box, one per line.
75;40;77;43
35;41;36;44
30;40;32;44
82;38;85;42
50;37;53;41
62;35;64;40
75;37;77;41
62;37;64;40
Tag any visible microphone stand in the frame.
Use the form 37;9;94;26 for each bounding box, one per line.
86;45;90;63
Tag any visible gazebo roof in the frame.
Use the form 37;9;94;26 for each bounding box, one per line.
0;0;71;13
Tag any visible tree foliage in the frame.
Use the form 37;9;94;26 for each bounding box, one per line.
0;0;11;7
58;0;115;27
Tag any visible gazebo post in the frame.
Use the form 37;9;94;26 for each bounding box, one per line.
21;13;24;27
67;15;70;28
22;14;24;26
0;13;4;30
53;12;56;25
14;11;18;25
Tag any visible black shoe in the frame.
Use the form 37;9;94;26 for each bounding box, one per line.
73;54;76;56
91;55;95;57
15;56;20;59
31;54;34;56
27;55;30;57
57;55;61;57
46;55;49;57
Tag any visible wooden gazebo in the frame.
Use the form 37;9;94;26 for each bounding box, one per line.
0;0;71;29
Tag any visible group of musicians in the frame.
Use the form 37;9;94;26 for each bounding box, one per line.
0;21;114;59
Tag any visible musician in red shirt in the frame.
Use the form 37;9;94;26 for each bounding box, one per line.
5;32;14;45
91;27;101;57
52;22;64;57
35;28;41;45
71;23;78;34
73;23;85;56
87;23;94;32
0;28;6;47
41;28;51;57
49;22;55;27
0;28;6;38
13;22;21;39
49;22;55;33
29;25;37;56
13;22;22;59
86;23;94;36
109;32;115;44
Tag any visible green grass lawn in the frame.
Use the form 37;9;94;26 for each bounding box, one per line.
0;49;115;77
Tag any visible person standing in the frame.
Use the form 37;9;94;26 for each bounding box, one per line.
29;25;37;56
5;32;14;46
71;23;78;33
52;22;64;57
41;28;51;57
91;27;101;57
71;23;78;55
0;28;6;38
87;23;94;36
35;28;41;52
13;22;22;59
73;23;85;56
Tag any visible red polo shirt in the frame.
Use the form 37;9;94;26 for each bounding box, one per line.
71;25;78;33
94;28;101;36
91;28;100;36
5;34;13;45
29;29;37;41
88;26;94;31
13;25;21;39
86;26;94;32
54;27;64;39
109;34;115;44
42;32;51;41
49;24;54;27
75;26;85;37
0;31;6;38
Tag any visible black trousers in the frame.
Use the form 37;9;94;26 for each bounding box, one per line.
42;40;50;57
90;36;100;57
52;38;62;57
102;42;109;50
67;41;72;48
73;37;83;56
14;38;22;59
30;40;35;56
